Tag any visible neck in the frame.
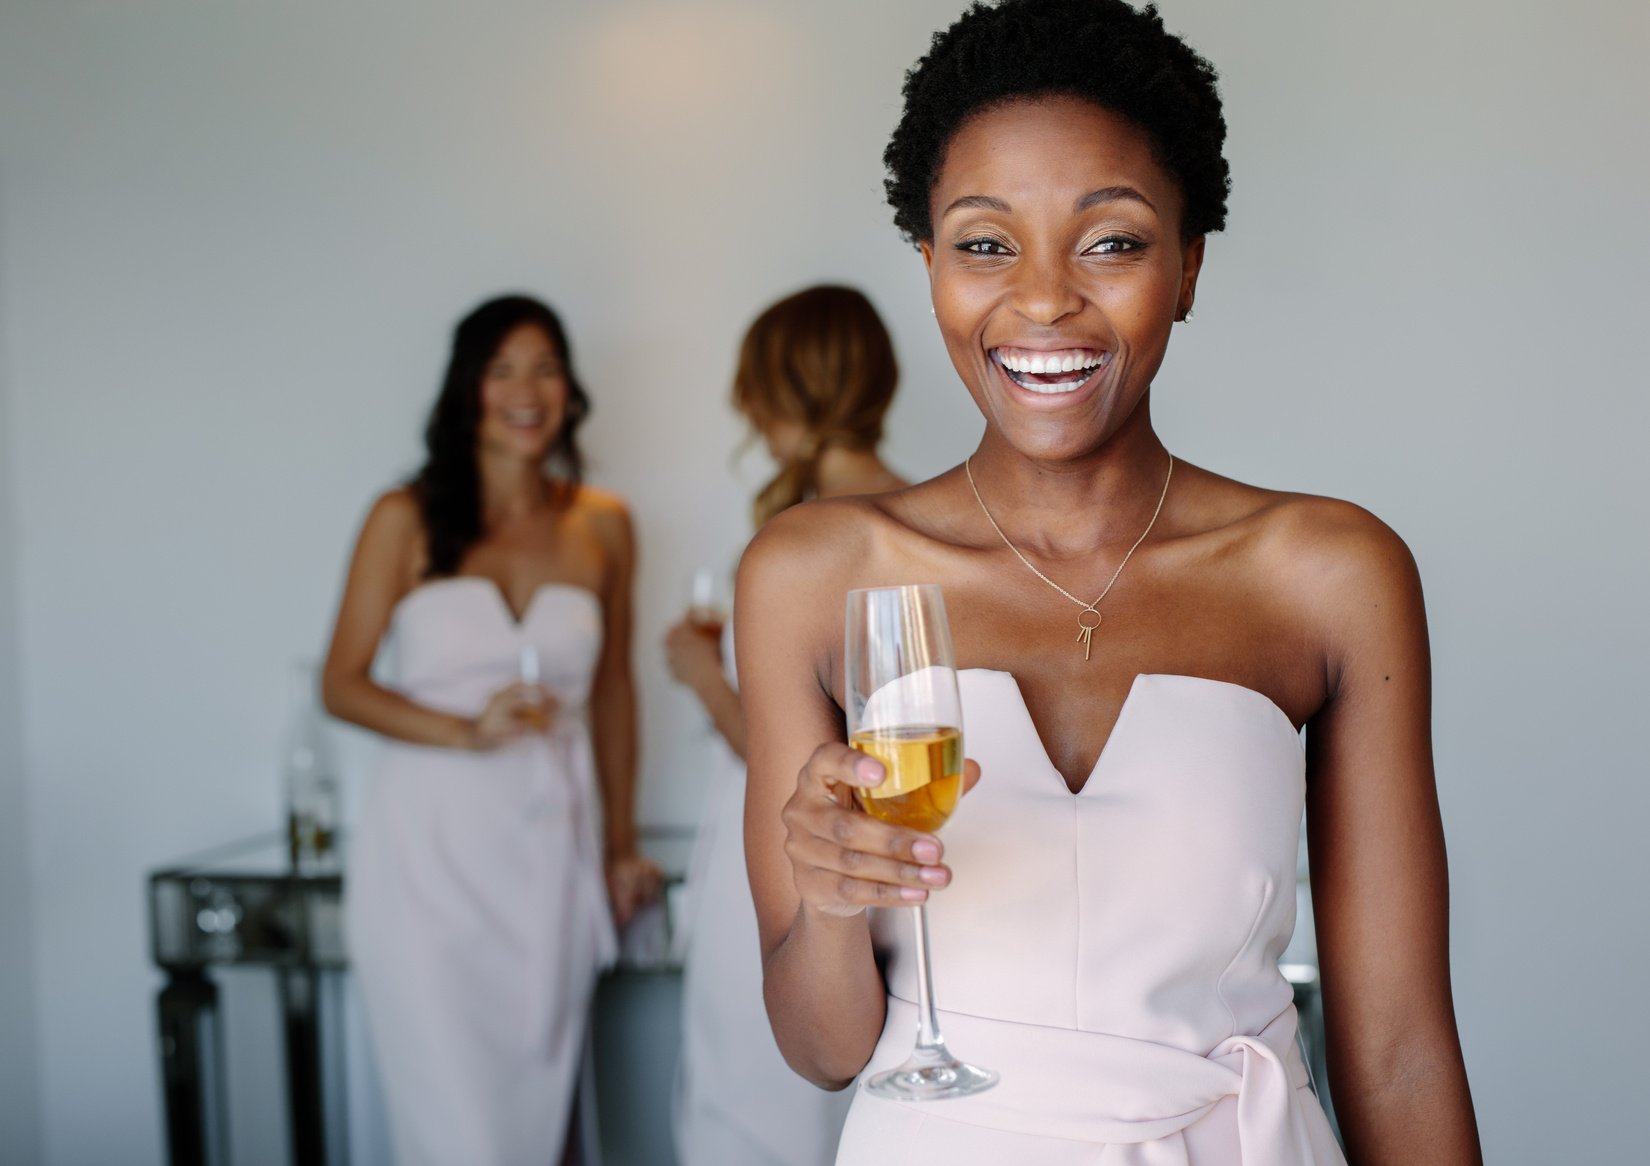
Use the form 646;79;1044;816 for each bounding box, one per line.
475;447;552;524
966;401;1172;558
814;444;899;499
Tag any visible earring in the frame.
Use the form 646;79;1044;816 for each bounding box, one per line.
1184;307;1195;322
930;305;936;316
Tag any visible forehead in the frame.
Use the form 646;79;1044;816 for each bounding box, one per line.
931;95;1183;226
493;323;556;358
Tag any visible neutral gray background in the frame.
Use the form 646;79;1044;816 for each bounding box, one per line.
2;0;1646;1163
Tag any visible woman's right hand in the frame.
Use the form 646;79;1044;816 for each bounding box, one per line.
663;616;724;693
780;742;981;919
467;682;557;750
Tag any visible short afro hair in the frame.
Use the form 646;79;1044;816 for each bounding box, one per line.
884;0;1231;244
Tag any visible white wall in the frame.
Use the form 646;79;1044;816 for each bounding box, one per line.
0;220;43;1165
0;1;1643;1164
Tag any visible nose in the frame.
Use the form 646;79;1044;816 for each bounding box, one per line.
1009;252;1083;327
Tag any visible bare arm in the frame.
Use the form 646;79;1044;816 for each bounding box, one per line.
1300;509;1481;1164
587;498;659;923
737;509;968;1089
320;491;478;749
664;618;747;759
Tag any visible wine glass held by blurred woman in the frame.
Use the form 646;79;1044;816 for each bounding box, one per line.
666;286;906;1166
321;294;659;1166
735;3;1481;1164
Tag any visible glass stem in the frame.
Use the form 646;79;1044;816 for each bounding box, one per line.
910;904;948;1054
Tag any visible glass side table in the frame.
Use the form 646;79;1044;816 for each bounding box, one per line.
148;828;694;1166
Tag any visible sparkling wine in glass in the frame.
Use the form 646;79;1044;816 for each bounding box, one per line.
688;567;729;640
845;584;997;1101
517;644;551;731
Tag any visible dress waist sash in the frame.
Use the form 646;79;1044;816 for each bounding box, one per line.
866;997;1315;1159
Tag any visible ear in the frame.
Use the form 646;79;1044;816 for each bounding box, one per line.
1177;235;1206;321
918;240;940;316
918;239;936;275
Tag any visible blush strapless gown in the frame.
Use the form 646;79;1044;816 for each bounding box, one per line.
346;579;617;1166
835;670;1346;1166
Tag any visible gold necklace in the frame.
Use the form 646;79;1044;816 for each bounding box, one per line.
964;454;1174;661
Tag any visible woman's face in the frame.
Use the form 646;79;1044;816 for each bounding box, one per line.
477;323;568;461
920;95;1203;464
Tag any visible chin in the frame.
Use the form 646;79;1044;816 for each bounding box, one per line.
986;409;1105;464
483;432;554;461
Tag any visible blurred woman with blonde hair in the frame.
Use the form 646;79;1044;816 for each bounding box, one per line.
666;285;905;1166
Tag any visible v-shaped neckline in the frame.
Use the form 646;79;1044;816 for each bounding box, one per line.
398;576;600;629
960;669;1144;796
958;670;1298;797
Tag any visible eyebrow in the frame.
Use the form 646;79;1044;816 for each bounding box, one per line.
941;194;1011;217
941;185;1157;219
1077;185;1155;213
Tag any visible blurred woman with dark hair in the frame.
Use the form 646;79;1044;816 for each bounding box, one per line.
666;285;905;1166
324;294;658;1166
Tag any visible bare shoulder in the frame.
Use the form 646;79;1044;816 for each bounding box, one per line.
1182;464;1417;597
737;496;895;704
358;486;425;572
739;469;1000;597
365;485;422;535
738;492;904;594
1246;490;1421;611
571;482;629;517
1200;475;1427;697
338;485;427;603
568;483;634;547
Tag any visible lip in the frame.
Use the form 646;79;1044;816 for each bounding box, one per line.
987;347;1111;410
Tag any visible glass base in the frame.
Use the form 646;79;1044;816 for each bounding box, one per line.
863;1048;998;1102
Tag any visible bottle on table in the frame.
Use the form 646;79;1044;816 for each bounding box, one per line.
283;659;340;869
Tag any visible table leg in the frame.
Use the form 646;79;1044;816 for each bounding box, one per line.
156;970;224;1166
279;965;327;1166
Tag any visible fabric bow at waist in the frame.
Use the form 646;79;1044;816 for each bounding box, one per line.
868;998;1315;1161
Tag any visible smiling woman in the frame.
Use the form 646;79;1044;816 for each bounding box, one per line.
319;294;661;1166
734;2;1483;1165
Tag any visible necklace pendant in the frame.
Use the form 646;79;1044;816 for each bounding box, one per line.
1076;609;1102;662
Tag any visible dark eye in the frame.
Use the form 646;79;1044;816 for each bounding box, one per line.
1086;235;1142;255
955;237;1012;256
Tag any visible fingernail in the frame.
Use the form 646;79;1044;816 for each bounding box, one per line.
855;758;884;785
899;886;928;902
919;866;947;886
911;838;940;863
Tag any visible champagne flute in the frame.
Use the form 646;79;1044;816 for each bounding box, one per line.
845;584;997;1101
517;644;551;731
687;567;729;640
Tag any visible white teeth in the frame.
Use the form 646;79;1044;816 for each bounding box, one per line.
993;348;1111;394
995;348;1106;374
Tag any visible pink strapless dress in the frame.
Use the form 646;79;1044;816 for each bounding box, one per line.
835;671;1346;1165
346;579;616;1166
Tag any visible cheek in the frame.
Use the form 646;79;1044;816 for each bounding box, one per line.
933;279;1000;358
1098;272;1179;333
